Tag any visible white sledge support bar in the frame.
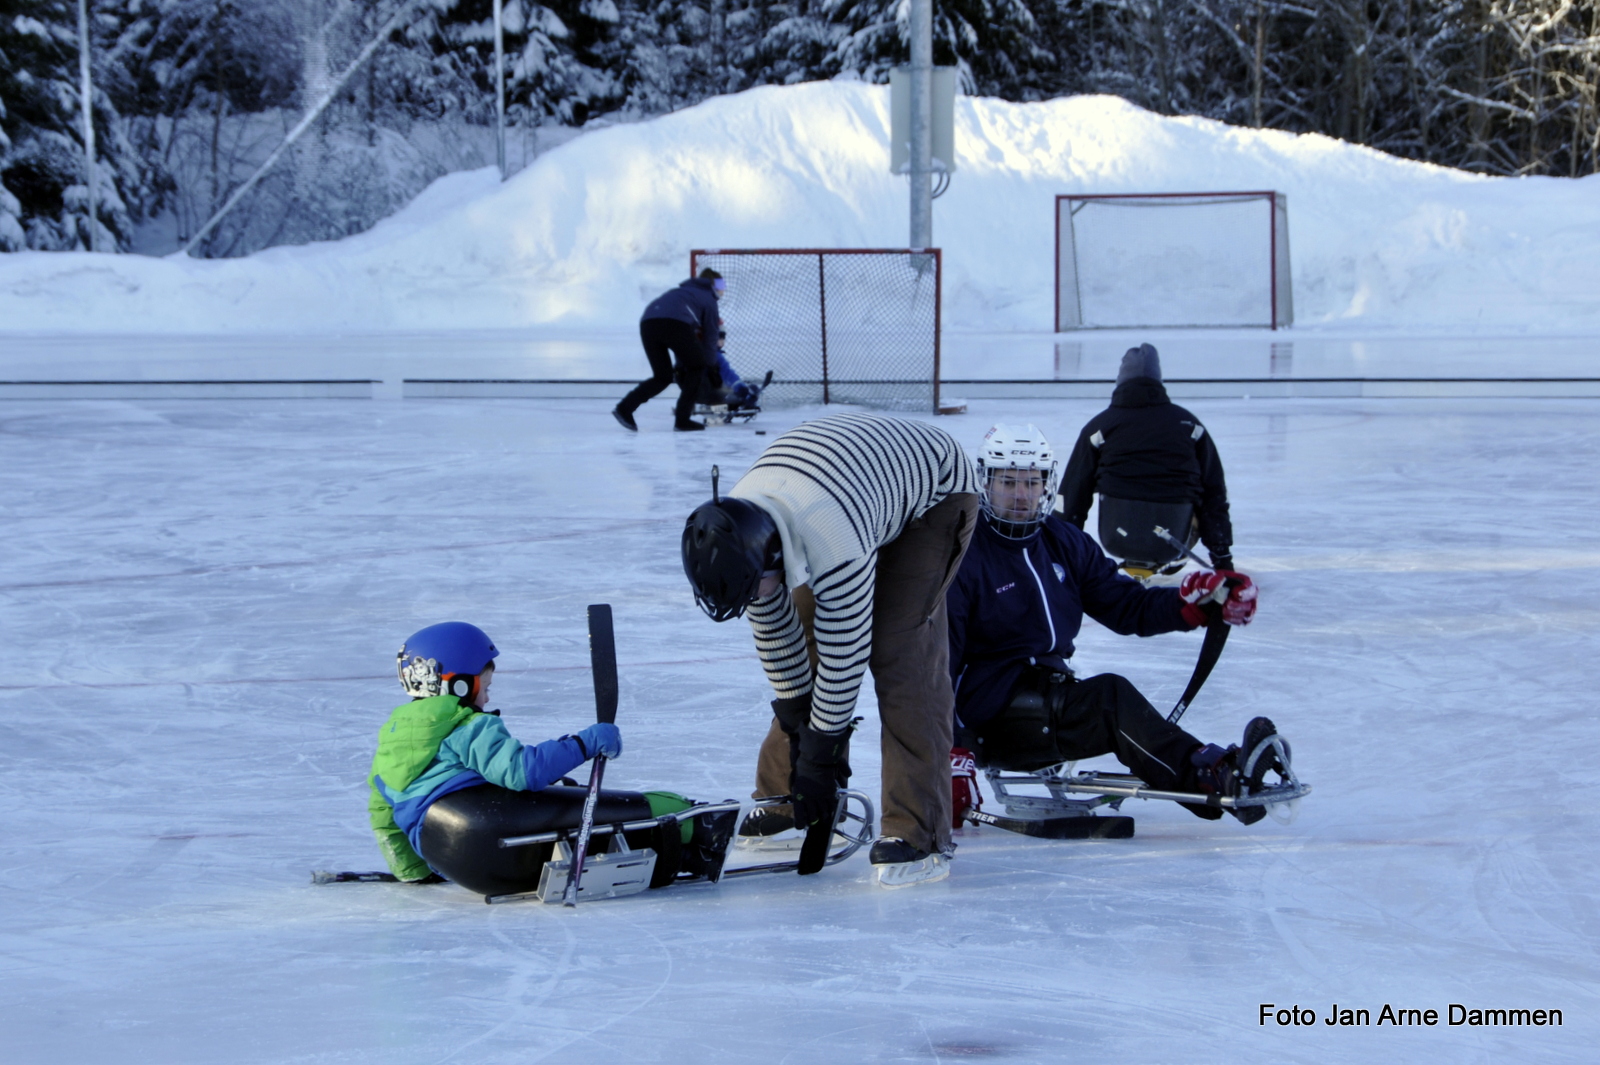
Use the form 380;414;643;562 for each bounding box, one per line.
1051;771;1312;809
531;838;655;905
985;761;1310;817
486;833;660;905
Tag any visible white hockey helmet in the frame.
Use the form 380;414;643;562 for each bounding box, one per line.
976;423;1060;539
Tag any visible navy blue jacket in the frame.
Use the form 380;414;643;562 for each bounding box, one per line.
641;277;720;360
947;514;1191;727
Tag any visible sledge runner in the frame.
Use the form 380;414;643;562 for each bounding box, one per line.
368;622;736;898
1059;344;1235;576
681;413;979;887
948;424;1283;826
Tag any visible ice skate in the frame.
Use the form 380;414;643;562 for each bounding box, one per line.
870;837;951;888
1237;716;1299;824
735;805;802;851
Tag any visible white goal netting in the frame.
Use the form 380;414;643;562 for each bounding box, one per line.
1056;193;1293;330
690;249;943;412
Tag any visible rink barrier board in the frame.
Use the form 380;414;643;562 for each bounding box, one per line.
5;378;1600;400
401;378;1600;400
0;379;377;399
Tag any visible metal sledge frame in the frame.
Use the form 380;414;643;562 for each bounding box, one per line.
486;790;876;903
983;736;1310;827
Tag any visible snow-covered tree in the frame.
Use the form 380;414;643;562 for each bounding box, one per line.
0;0;149;249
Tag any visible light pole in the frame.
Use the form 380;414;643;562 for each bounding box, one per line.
493;0;506;178
77;0;98;251
908;0;932;249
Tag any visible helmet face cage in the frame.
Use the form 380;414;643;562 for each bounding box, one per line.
977;424;1060;540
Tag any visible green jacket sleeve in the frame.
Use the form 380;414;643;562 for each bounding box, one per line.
368;782;433;881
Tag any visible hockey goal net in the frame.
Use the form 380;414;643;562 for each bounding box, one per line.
1056;192;1293;330
689;248;943;413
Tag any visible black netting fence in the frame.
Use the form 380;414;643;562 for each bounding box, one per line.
691;249;942;413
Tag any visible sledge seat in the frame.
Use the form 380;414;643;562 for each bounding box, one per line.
1097;496;1198;576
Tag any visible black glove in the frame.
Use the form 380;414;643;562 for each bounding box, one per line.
1210;550;1234;571
792;722;853;828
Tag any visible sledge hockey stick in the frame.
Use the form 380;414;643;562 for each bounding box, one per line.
1153;526;1233;725
965;807;1135;839
564;603;619;907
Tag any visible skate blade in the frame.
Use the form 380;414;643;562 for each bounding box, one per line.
1266;795;1301;825
874;854;950;888
734;831;805;853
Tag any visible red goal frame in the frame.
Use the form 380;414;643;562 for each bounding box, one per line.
690;247;945;414
1055;192;1292;331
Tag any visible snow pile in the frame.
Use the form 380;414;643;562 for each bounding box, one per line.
2;81;1597;335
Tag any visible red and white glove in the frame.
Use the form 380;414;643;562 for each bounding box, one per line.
951;747;983;827
1179;570;1258;628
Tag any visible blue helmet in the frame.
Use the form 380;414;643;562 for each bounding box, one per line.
397;622;499;700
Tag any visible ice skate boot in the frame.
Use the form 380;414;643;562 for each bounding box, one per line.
1238;716;1295;822
735;805;800;850
1189;742;1260;824
870;837;951;888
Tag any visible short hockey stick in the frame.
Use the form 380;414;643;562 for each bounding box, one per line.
1153;526;1232;725
563;603;619;907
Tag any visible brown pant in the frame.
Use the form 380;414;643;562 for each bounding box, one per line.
753;493;978;854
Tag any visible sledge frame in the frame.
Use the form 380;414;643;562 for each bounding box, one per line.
984;754;1311;823
486;791;876;903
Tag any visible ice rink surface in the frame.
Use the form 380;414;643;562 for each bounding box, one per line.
3;391;1597;1064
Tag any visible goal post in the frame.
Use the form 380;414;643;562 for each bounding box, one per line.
689;248;943;413
1056;192;1293;330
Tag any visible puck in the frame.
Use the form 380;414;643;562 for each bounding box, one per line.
755;430;766;435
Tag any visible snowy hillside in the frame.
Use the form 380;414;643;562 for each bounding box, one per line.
2;81;1598;335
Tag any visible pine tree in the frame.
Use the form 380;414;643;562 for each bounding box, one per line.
0;0;145;250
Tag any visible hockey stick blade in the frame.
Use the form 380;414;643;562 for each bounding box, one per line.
310;870;444;885
588;604;618;726
565;604;618;907
965;808;1135;840
797;788;844;875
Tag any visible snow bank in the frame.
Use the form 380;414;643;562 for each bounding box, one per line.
2;82;1597;334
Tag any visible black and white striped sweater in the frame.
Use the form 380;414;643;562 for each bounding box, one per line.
730;412;979;733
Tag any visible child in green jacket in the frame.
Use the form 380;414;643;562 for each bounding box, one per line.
369;622;731;896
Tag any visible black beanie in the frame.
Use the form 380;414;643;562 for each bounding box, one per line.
1116;343;1162;384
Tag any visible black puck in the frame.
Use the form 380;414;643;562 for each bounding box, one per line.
755;430;766;435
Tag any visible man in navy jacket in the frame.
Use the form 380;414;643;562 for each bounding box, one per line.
948;424;1262;821
614;268;724;432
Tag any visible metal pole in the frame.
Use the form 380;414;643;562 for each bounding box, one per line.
493;0;506;178
908;0;933;249
77;0;98;252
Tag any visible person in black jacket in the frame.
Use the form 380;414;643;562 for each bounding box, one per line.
613;269;724;432
948;423;1270;823
1059;343;1234;571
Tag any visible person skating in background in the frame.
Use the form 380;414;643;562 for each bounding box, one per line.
613;268;723;433
1059;343;1235;574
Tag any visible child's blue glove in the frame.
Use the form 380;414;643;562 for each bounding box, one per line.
576;722;622;760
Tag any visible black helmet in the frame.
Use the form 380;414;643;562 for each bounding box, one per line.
682;494;780;622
